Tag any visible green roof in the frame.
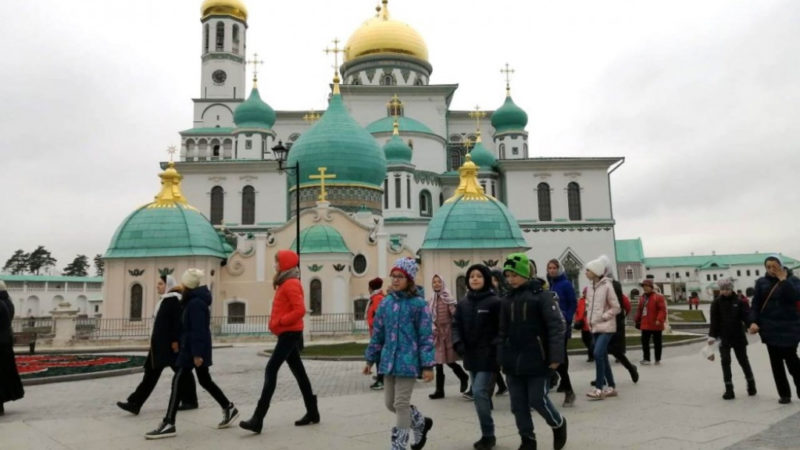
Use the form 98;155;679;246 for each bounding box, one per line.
287;93;386;188
643;253;800;268
0;275;103;283
383;134;413;163
469;140;496;171
491;95;528;134
366;116;436;135
421;197;528;250
105;204;231;260
615;239;645;263
290;225;350;254
234;87;276;129
180;127;235;135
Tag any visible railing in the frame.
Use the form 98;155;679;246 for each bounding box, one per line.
307;313;369;335
11;317;54;335
75;317;154;340
210;315;270;337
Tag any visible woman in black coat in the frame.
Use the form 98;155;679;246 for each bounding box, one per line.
0;282;24;415
117;275;197;415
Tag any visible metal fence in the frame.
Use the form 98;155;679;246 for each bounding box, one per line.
210;315;270;337
75;317;154;340
11;317;54;335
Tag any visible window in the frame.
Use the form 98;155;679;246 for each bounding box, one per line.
353;254;367;274
686;272;690;277
746;270;751;276
737;270;741;276
227;302;245;324
537;183;551;221
245;139;252;150
232;25;240;54
567;182;582;220
213;145;220;157
353;298;368;320
210;186;224;225
394;177;401;208
706;274;711;281
414;79;424;86
524;143;528;157
713;274;718;281
419;190;432;217
456;276;467;301
480;181;486;192
130;284;143;321
242;185;255;225
204;24;209;53
755;269;760;276
310;279;322;315
499;143;506;159
439;193;444;206
625;267;634;281
450;149;462;170
407;178;411;209
384;179;388;209
512;147;519;155
380;74;396;86
666;273;670;278
215;22;224;51
491;183;496;197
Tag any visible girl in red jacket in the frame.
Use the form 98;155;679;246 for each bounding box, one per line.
240;250;319;434
573;288;594;362
634;279;667;365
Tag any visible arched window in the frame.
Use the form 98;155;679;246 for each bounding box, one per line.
499;143;506;159
232;25;240;54
394;177;401;208
227;302;245;324
625;267;634;281
567;182;582;221
414;78;424;86
212;144;220;157
215;22;225;51
203;24;209;53
241;185;255;225
310;279;322;316
419;190;432;217
537;183;552;221
406;178;411;209
380;74;396;86
455;276;467;301
439;193;444;206
130;284;143;322
450;149;462;170
210;186;224;225
384;179;388;209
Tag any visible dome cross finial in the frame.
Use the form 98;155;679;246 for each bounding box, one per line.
324;38;345;94
501;63;515;96
468;105;486;135
166;145;178;162
247;52;264;87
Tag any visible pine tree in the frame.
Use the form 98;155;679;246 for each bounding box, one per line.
93;254;104;276
2;249;29;274
63;254;90;277
28;246;57;275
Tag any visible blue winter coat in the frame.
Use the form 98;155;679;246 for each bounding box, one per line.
177;286;213;369
547;272;577;326
365;289;435;378
750;272;800;347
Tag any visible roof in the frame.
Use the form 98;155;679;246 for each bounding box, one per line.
0;275;103;283
234;87;275;129
491;95;528;134
615;239;645;263
643;253;800;268
180;127;235;136
290;225;351;254
366;116;436;136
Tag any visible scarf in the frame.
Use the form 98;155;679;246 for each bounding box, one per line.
274;267;301;288
429;274;456;322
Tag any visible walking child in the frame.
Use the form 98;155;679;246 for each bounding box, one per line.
708;278;756;400
427;274;470;399
367;277;386;390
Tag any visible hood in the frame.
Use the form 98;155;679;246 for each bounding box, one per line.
185;285;212;307
277;250;300;272
547;272;568;285
466;264;493;293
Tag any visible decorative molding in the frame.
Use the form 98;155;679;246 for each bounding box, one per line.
225;259;246;276
533;173;552;179
158;267;174;276
239;175;258;182
453;259;471;269
128;269;145;277
483;259;499;268
208;176;227;183
333;263;346;272
308;264;324;272
564;172;582;178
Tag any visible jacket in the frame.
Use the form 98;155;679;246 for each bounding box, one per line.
750;272;800;346
365;289;435;378
269;278;305;335
498;279;566;377
149;291;182;368
635;292;667;331
709;293;750;347
586;276;620;334
573;297;590;332
609;279;630;354
177;286;213;368
452;265;501;372
547;272;577;326
366;291;385;335
0;293;13;345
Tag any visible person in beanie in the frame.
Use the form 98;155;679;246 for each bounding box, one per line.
748;255;800;404
709;278;756;400
427;274;470;399
0;280;24;415
452;264;502;450
146;269;239;439
499;253;567;450
584;255;621;400
634;279;667;365
546;259;577;407
367;277;386;390
118;275;198;415
364;257;435;450
240;250;320;433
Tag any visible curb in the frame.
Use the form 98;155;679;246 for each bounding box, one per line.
22;366;144;386
14;343;234;355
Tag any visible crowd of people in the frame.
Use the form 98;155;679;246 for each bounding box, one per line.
0;251;799;449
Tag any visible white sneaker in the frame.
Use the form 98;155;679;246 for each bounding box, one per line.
602;387;617;397
145;421;176;439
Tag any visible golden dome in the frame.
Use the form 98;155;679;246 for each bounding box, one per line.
345;0;428;62
201;0;248;22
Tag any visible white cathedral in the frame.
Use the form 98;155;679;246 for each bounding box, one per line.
102;0;624;323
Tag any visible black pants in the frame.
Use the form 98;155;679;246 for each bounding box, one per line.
641;330;662;362
720;343;753;386
609;350;635;380
766;344;800;399
555;331;573;392
127;353;197;408
494;369;507;392
256;331;314;411
581;330;594;360
164;365;230;425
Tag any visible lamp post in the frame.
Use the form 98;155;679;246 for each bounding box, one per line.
272;141;301;263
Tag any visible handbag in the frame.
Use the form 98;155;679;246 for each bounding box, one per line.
573;320;584;331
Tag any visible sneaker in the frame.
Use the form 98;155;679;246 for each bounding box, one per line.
602;387;617;397
145;421;176;440
553;417;567;450
462;390;474;400
655;361;661;366
473;435;496;450
218;404;239;429
630;366;640;383
116;401;140;415
586;389;605;400
562;391;576;407
177;402;198;411
639;360;651;366
778;397;791;404
370;380;384;391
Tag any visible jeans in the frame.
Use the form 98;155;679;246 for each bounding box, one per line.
641;330;663;362
470;371;495;437
164;365;230;425
593;333;615;390
766;344;800;399
255;331;315;413
506;374;563;439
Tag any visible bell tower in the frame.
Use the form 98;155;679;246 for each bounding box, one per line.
200;0;248;100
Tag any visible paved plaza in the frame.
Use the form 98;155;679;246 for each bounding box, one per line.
1;334;799;449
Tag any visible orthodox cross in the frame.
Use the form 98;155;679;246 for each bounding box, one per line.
247;52;264;83
323;38;345;77
387;94;403;118
468;105;486;132
303;110;321;124
166;145;178;162
309;167;337;202
500;63;515;94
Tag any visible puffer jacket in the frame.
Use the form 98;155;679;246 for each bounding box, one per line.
709;293;750;347
586;276;620;334
269;250;305;335
547;272;577;327
498;279;566;377
452;266;501;372
635;292;667;331
750;272;800;347
177;286;213;368
365;289;435;377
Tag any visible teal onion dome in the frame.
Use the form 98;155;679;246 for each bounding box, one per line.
234;87;276;129
469;138;496;171
290;225;351;254
491;95;528;134
383;122;413;164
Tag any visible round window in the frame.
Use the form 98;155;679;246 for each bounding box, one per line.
352;254;367;275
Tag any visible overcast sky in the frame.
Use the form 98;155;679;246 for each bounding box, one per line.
1;0;798;273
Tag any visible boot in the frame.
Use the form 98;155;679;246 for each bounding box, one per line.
429;365;445;399
553;418;567;450
630;366;640;383
518;435;536;450
0;402;4;416
116;401;140;415
452;364;470;393
722;384;735;400
239;401;268;434
391;427;411;450
295;394;320;426
410;405;433;449
747;378;757;396
474;436;496;450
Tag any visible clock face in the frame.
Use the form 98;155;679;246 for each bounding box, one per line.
212;70;227;85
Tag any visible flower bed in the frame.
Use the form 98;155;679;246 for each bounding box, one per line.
16;354;146;379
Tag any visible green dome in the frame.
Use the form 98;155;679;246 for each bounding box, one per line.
290;225;351;254
105;205;230;259
234;87;276;129
366;116;436;136
469;139;496;171
384;134;412;164
491;95;528;134
287;93;386;188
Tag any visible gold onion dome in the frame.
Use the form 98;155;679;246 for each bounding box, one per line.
345;0;428;62
201;0;248;21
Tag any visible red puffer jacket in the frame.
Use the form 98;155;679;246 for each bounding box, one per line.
367;291;384;335
269;250;305;335
635;292;667;331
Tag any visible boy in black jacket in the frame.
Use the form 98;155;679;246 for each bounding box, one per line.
709;278;756;400
498;253;567;450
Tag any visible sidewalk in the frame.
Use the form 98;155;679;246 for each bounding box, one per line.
1;338;797;449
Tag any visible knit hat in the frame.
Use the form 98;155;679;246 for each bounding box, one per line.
391;257;418;281
503;253;531;279
717;278;734;290
181;268;204;289
466;264;494;292
368;277;384;291
640;279;654;288
585;256;609;277
0;280;6;292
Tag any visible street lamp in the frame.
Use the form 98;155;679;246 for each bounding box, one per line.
272;141;301;263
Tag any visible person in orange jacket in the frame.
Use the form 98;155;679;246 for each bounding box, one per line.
240;250;320;434
634;279;667;365
366;277;385;390
573;288;594;362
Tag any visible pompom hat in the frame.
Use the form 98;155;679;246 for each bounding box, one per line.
391;257;418;281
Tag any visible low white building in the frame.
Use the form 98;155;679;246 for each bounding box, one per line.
0;275;103;317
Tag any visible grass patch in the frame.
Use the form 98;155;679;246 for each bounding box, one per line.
668;310;707;323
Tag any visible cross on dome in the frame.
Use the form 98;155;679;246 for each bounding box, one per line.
309;167;337;202
166;145;178;162
468;105;486;135
247;52;264;86
324;38;345;92
501;63;515;96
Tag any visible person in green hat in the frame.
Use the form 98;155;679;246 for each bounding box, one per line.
498;253;568;450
